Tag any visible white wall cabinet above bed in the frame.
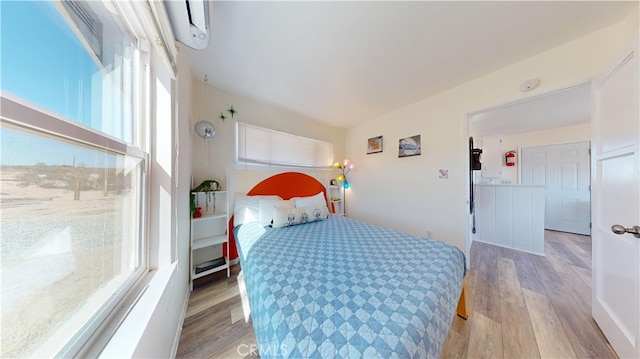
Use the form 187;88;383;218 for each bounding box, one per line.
190;191;229;290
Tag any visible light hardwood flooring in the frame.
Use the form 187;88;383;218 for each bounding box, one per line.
441;230;616;358
177;231;616;358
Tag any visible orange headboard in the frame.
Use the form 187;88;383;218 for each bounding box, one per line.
247;172;327;200
225;172;328;260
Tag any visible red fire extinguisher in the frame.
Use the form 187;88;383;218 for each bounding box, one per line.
505;151;516;166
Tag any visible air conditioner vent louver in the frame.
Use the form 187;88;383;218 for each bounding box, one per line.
164;0;210;50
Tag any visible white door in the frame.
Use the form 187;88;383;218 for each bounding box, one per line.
521;142;591;235
592;32;640;359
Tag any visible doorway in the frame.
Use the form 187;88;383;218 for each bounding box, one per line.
521;142;591;235
465;82;593;262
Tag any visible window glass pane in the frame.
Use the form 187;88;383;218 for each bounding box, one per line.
0;123;143;357
0;1;136;144
1;0;145;356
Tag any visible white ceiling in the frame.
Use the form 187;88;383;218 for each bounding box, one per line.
186;1;636;129
470;83;592;138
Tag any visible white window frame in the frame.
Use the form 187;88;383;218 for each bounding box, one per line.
0;94;150;357
0;0;161;356
236;122;334;169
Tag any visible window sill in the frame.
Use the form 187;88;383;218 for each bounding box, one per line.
97;262;178;358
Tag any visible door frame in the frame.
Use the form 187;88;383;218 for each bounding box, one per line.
463;80;592;257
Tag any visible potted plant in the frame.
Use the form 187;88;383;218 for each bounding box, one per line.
190;180;220;217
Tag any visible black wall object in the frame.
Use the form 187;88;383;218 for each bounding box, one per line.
469;137;483;233
470;142;482;172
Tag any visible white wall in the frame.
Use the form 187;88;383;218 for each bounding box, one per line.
345;21;630;251
173;43;194;343
496;123;591;183
622;4;640;38
190;83;346;207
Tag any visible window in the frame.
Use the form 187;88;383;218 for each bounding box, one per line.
0;1;147;357
236;122;333;168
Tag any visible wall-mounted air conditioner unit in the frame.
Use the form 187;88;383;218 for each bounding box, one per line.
164;0;210;50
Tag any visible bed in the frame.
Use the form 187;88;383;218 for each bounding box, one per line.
231;172;466;358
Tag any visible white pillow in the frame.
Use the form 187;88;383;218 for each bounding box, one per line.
272;205;329;228
234;194;282;226
292;191;326;208
258;198;294;226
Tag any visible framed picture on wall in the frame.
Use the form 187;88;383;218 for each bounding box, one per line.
367;135;383;154
398;135;421;157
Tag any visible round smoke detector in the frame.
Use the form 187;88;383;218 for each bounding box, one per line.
520;78;540;92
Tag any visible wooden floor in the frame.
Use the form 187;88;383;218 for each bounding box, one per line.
176;265;258;359
441;230;616;358
176;231;617;358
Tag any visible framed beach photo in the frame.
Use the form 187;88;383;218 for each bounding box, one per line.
398;135;421;157
367;135;383;154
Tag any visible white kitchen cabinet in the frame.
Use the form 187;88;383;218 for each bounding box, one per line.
475;184;545;255
481;137;503;179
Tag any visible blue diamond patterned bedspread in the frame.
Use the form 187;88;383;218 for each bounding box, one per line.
234;215;466;358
